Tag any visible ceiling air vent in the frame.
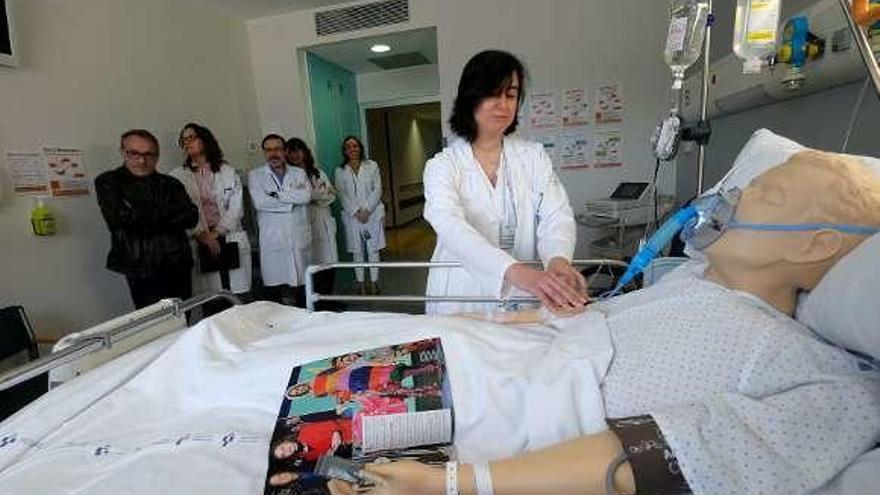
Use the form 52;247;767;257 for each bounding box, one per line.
315;0;409;37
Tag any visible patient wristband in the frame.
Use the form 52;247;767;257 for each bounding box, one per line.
446;461;459;495
473;463;495;495
606;415;690;495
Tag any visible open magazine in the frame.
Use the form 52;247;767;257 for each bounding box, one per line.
264;338;454;495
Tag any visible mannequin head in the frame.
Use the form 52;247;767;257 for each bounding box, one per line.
704;150;880;314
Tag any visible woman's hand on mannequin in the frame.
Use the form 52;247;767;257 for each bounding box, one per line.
506;264;588;312
196;230;221;257
547;257;588;299
327;461;445;495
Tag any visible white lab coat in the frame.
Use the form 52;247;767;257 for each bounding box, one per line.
168;163;252;295
248;164;312;287
309;168;339;263
423;137;576;315
334;160;386;253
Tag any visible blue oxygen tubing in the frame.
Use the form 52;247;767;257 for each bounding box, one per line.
599;205;698;300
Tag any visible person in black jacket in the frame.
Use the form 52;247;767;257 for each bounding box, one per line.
95;129;199;309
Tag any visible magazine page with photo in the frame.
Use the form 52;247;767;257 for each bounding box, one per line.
264;338;454;495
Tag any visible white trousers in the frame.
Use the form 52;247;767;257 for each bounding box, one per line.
353;238;381;282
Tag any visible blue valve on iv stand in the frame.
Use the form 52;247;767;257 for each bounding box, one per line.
602;205;698;298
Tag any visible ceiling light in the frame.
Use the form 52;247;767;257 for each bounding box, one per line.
370;44;392;53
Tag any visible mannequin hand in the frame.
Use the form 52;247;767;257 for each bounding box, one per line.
327;462;444;495
547;258;588;299
197;231;222;257
356;209;370;224
506;264;587;313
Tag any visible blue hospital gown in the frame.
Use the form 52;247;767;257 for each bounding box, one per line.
595;272;880;495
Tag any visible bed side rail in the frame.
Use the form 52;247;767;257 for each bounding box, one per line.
304;260;628;311
0;292;241;393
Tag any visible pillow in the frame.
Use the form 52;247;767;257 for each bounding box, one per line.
798;234;880;360
706;128;880;193
703;128;880;359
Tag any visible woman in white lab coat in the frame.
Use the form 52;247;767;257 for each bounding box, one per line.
170;123;252;313
248;134;313;307
424;50;586;315
334;135;386;295
286;138;338;304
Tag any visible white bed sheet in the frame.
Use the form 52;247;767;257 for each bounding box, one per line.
0;302;613;494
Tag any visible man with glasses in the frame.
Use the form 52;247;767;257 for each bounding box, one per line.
248;134;313;307
95;129;199;309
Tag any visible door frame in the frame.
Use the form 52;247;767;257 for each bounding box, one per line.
358;95;441;157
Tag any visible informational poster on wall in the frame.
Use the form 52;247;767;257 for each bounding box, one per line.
45;147;89;197
561;88;591;127
558;133;592;170
527;91;559;128
4;151;49;195
593;130;623;168
595;84;625;125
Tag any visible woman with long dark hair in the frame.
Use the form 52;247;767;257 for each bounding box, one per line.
286;138;338;302
333;136;386;295
169;123;252;302
422;50;585;315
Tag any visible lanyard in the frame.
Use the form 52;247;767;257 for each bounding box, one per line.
269;167;285;192
498;148;517;253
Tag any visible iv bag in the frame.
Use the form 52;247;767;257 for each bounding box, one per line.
733;0;782;73
665;0;710;89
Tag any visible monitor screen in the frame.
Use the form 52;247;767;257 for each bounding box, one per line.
0;1;10;57
609;182;649;200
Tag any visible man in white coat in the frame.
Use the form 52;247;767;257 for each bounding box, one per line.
248;134;312;307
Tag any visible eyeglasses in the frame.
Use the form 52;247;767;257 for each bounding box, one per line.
124;149;159;163
179;135;199;146
263;146;285;153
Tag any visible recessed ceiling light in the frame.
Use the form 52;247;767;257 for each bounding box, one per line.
370;44;392;53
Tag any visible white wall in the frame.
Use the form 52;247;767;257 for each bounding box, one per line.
0;0;261;338
247;0;674;212
357;64;440;106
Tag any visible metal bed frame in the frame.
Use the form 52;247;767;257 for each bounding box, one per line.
304;259;628;311
0;291;241;393
0;260;627;394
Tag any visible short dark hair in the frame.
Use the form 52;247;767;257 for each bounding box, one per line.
120;129;160;153
449;50;527;142
180;123;225;173
339;135;366;168
285;137;319;181
262;134;285;150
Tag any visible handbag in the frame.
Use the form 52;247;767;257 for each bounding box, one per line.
198;236;240;273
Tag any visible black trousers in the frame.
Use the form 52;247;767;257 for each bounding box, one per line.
262;284;306;308
126;270;193;309
313;270;339;311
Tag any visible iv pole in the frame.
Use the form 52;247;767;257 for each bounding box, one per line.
696;0;714;195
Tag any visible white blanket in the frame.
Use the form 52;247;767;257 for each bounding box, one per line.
0;303;613;494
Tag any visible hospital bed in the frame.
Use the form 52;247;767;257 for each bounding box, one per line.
0;259;631;493
0;253;875;495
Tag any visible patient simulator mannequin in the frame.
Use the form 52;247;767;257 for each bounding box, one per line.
328;151;880;495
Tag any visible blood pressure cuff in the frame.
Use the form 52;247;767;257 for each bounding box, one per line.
606;415;690;495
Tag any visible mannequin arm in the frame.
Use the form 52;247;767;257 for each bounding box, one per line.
329;431;634;495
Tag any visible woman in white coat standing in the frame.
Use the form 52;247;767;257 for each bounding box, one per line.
170;123;251;315
424;50;587;315
248;134;313;307
286;138;338;306
334;136;386;295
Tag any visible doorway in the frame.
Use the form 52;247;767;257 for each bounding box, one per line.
365;102;442;228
